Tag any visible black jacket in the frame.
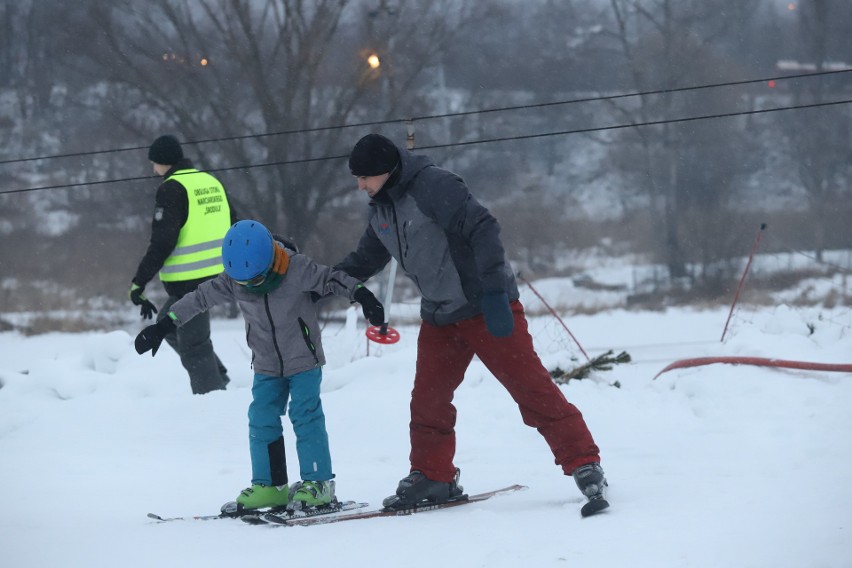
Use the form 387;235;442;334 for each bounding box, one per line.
335;145;518;326
133;159;239;299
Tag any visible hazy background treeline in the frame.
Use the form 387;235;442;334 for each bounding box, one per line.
1;0;851;320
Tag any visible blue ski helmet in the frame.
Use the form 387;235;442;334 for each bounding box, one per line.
222;220;275;282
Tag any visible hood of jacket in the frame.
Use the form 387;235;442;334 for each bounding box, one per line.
370;147;433;204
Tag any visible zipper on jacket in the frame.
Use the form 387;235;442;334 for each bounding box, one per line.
389;204;407;272
264;295;285;376
246;323;255;369
297;317;320;365
402;220;411;258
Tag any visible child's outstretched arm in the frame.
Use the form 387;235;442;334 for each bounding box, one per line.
168;273;235;324
134;273;235;356
289;254;384;325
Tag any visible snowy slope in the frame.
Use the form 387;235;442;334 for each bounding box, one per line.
1;304;851;568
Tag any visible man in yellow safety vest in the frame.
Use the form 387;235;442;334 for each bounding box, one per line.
129;134;237;394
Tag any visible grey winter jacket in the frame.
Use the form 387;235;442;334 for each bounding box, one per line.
169;246;363;377
335;145;519;327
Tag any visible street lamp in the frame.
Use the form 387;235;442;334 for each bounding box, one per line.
358;49;383;87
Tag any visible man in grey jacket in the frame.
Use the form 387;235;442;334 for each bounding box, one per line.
135;220;384;512
335;134;609;516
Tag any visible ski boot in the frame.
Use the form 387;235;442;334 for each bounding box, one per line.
382;468;464;510
572;462;609;517
234;483;290;511
288;480;336;511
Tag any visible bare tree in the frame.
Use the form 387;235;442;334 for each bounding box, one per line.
775;0;852;261
0;2;87;248
603;0;763;283
56;0;484;254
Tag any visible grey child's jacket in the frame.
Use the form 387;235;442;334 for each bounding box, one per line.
169;245;363;377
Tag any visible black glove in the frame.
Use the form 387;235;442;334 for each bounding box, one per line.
353;285;385;326
481;291;514;337
129;283;158;320
135;315;176;356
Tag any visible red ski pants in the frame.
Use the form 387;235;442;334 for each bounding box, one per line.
410;300;600;482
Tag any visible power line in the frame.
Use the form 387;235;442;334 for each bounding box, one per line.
1;67;850;167
765;233;852;275
417;98;852;151
2;97;850;196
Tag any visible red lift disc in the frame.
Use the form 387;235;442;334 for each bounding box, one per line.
366;325;400;344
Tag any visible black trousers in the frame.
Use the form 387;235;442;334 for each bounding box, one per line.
160;296;229;395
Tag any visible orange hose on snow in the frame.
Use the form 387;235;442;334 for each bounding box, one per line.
654;356;852;379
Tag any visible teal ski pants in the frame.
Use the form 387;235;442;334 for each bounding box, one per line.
248;367;333;486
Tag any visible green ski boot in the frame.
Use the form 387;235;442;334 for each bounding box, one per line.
236;484;289;510
289;480;335;510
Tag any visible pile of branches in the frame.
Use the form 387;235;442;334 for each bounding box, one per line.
549;350;631;387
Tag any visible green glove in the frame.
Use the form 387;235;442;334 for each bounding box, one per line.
129;283;158;320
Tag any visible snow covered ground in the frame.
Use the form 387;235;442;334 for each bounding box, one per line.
1;299;851;567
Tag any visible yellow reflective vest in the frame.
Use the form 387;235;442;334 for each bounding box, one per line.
159;169;232;282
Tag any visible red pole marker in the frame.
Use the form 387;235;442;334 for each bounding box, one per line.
518;272;590;362
366;258;401;345
721;223;766;343
366;323;400;344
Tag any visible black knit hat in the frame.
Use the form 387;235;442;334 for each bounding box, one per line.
148;135;184;166
348;134;400;176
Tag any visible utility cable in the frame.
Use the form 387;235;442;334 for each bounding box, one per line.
2;97;851;196
764;232;852;274
0;67;849;166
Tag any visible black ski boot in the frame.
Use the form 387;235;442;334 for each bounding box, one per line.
382;468;464;510
573;462;610;517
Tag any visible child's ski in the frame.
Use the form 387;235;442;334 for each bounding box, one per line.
259;484;527;527
147;499;368;523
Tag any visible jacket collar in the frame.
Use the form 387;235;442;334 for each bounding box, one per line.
369;147;432;204
163;158;194;178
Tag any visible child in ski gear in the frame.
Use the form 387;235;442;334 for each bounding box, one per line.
129;134;236;395
335;134;608;513
135;220;385;510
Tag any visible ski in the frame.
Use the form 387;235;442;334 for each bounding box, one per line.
147;499;368;523
259;484;527;527
147;511;242;523
580;496;609;517
240;500;370;525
